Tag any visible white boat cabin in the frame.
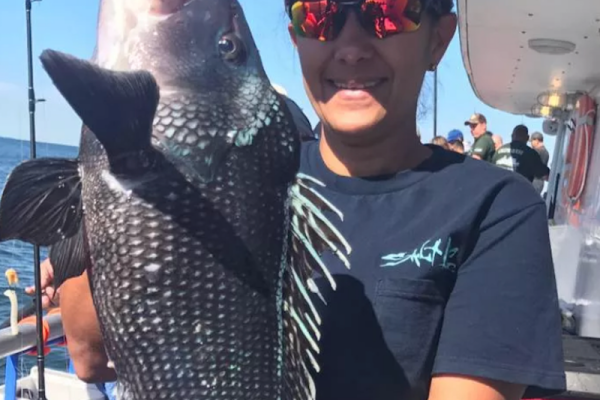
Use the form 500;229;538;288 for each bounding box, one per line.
458;0;600;396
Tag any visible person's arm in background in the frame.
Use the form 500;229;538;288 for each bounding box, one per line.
25;258;59;309
61;270;116;382
26;259;116;383
429;376;525;400
428;177;566;400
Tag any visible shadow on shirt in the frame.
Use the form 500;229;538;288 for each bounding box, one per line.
311;275;426;400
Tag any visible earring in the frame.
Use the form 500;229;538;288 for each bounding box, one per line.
429;63;437;72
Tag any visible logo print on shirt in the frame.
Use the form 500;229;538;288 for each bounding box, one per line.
380;237;459;272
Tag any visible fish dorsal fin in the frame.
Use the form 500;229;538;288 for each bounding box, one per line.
39;49;159;159
283;173;352;400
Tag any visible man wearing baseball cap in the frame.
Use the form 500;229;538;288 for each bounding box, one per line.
446;129;467;154
465;113;495;162
447;129;463;143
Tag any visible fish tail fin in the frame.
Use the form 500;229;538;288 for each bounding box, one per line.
283;173;352;400
39;49;159;158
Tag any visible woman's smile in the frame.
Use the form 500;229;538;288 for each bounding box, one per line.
325;77;388;102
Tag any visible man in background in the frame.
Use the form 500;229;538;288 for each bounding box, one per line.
446;129;468;154
530;131;550;194
492;134;503;150
449;140;464;154
464;113;495;162
493;124;549;183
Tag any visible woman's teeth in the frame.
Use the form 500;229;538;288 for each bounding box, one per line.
332;80;381;90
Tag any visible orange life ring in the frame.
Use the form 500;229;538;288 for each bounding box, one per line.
560;129;576;212
563;94;597;213
18;315;51;356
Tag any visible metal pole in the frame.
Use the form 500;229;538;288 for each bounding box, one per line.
433;69;438;138
25;0;47;398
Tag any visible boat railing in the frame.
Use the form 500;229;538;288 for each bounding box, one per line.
0;313;71;400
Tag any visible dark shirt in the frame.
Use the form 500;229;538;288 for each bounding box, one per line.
300;142;565;400
313;121;322;140
533;145;550;194
493;141;550;182
470;132;495;162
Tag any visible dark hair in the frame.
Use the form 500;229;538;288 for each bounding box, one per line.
530;131;544;142
428;0;455;18
513;124;529;136
512;124;529;141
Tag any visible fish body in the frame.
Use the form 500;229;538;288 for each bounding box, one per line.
0;1;351;399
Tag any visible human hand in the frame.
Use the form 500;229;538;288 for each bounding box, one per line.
24;258;60;309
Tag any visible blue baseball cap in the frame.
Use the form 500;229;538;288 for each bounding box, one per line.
447;129;464;142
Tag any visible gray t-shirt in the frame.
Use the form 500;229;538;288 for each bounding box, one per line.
533;145;550;194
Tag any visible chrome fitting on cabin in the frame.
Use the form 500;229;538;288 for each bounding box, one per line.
530;104;571;121
530;90;585;121
537;91;584;111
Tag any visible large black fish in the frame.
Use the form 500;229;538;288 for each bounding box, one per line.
0;0;351;399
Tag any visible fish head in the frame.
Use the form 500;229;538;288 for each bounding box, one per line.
93;0;264;93
92;0;300;185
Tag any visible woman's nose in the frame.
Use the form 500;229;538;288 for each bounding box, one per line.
332;12;374;65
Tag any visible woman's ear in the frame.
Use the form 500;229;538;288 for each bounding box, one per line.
288;23;298;47
429;14;457;67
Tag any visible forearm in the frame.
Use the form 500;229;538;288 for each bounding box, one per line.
428;375;526;400
61;271;116;383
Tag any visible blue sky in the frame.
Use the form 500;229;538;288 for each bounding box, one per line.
0;0;555;161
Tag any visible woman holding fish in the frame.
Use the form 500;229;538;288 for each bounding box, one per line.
22;0;565;399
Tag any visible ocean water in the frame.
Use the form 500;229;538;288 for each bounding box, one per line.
0;136;79;379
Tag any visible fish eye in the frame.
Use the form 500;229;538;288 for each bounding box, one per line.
218;34;246;64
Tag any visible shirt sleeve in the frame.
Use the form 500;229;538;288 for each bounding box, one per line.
432;178;566;398
471;141;487;158
536;162;551;179
491;149;500;165
533;153;550;178
472;137;494;160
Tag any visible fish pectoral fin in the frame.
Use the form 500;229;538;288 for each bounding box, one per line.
0;158;82;246
49;224;87;289
39;49;159;161
283;173;353;400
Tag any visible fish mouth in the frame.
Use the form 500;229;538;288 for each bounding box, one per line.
149;0;194;15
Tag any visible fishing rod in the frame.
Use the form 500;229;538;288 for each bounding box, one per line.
25;0;47;398
433;68;438;138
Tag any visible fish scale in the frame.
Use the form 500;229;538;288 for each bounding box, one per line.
0;1;352;399
80;117;289;399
